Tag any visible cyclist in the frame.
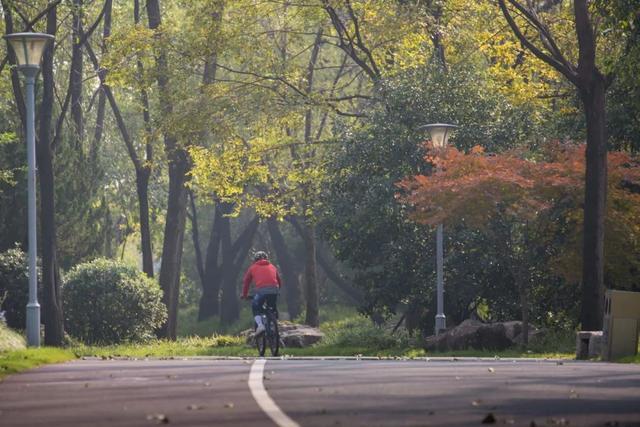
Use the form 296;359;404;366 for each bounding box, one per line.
242;251;281;335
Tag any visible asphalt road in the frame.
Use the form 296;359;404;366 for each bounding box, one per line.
0;357;639;427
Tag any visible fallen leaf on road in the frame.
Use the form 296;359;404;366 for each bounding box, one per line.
569;389;579;399
146;413;169;424
224;402;235;409
488;367;495;373
204;382;211;387
481;413;496;424
546;417;569;425
455;376;462;380
472;400;483;406
187;404;203;410
166;375;177;380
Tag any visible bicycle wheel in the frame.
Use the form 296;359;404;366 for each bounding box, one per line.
255;323;266;357
268;316;280;357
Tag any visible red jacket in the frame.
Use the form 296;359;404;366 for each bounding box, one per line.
242;260;281;297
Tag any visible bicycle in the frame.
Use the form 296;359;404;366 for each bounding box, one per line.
246;294;280;357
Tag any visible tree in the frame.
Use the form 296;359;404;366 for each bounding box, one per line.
320;62;541;332
145;0;191;339
2;0;66;345
399;142;640;340
497;0;615;330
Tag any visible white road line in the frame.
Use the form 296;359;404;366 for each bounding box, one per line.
249;359;300;427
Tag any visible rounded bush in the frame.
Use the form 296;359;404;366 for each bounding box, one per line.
63;259;167;344
0;246;40;330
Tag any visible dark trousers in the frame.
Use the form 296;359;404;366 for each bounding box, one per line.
252;293;278;317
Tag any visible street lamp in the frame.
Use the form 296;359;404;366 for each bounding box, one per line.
419;123;457;335
4;32;54;347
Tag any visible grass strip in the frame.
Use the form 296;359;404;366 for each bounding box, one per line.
0;348;77;381
70;337;574;360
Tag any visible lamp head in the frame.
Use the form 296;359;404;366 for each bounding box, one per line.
4;33;54;70
419;123;458;148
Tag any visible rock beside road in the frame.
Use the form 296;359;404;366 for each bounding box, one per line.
424;319;542;351
241;321;324;348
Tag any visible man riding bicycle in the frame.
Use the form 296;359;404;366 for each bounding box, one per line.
242;251;281;335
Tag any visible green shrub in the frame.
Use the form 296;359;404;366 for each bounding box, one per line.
0;246;40;330
321;315;413;350
63;259;167;344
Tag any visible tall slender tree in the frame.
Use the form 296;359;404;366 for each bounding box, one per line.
147;0;191;339
498;0;614;329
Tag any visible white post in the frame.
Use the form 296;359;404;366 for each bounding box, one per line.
435;223;446;335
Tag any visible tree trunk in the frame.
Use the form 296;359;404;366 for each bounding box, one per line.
133;0;154;278
220;217;259;326
426;0;446;70
90;0;112;164
316;246;362;304
157;156;189;339
267;217;302;319
1;0;26;125
38;5;64;346
147;0;189;340
301;221;319;327
136;167;154;277
188;191;205;286
104;200;113;257
495;0;610;332
70;0;84;151
197;203;225;320
517;278;529;348
579;74;608;330
218;212;237;326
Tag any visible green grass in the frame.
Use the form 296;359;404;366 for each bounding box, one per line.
618;354;640;363
0;348;76;380
72;335;247;358
69;341;573;359
177;305;255;337
0;306;588;380
1;322;76;381
70;311;574;360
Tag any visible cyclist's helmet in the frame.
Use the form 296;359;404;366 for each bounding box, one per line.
253;251;268;262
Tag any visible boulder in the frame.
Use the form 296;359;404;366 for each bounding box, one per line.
424;319;539;352
576;330;603;359
241;321;324;348
279;323;324;348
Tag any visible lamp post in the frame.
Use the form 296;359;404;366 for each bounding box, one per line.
4;32;54;347
420;123;457;335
